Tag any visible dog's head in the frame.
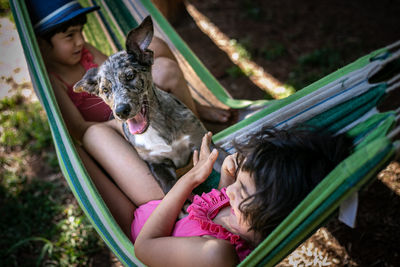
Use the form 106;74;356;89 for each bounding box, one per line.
74;16;155;134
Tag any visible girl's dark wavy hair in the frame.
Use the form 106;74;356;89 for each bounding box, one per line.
39;14;87;44
234;126;352;244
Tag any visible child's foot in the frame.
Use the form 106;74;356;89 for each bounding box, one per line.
195;103;232;123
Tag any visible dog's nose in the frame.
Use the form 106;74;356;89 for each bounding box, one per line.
115;103;131;119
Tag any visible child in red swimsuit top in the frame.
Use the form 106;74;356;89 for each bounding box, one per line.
51;47;112;122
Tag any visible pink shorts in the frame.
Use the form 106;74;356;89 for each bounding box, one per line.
131;200;161;242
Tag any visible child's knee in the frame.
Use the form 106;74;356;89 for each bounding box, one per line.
150;37;175;60
152;57;185;92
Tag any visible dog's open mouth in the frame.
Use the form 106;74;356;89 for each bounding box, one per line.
126;100;149;135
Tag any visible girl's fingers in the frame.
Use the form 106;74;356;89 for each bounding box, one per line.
196;148;218;182
200;132;212;159
210;148;218;161
193;150;199;165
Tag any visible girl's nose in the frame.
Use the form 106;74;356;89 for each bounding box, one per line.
75;33;84;46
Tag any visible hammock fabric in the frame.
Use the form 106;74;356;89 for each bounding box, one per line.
10;0;400;266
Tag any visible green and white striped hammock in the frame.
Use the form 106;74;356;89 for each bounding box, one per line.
10;0;400;266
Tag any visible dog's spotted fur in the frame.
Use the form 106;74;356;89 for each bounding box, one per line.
74;16;211;193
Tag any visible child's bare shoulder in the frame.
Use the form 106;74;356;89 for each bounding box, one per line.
84;43;108;65
48;73;68;92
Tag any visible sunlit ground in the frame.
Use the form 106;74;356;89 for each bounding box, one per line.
185;2;294;99
0;17;35;99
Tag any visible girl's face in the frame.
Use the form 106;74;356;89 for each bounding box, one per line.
225;169;257;243
40;25;85;67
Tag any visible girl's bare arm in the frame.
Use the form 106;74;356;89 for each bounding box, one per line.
135;133;238;266
50;77;95;142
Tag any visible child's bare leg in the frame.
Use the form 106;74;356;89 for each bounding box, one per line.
152;57;198;116
76;146;135;237
82;122;164;206
149;37;231;123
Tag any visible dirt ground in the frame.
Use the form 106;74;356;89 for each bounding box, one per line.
164;0;400;266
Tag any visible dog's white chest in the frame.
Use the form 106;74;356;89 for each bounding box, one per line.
134;126;192;167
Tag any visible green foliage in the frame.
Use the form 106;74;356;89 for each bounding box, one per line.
0;0;14;22
0;93;52;152
0;177;63;266
55;205;104;266
0;0;10;12
262;41;287;61
288;48;343;89
240;0;263;20
0;174;104;266
298;47;342;69
0;92;104;266
230;39;252;60
226;65;246;78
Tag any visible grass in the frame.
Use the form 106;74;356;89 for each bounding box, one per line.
261;41;287;61
240;0;263;21
0;90;105;266
288;47;344;89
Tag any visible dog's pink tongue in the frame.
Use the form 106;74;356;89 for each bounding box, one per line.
127;113;146;134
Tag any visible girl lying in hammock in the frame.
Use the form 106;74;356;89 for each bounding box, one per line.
88;126;350;265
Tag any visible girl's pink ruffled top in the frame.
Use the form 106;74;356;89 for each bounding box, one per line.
52;47;112;122
131;188;253;262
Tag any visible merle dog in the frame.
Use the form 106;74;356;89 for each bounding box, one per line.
74;16;220;193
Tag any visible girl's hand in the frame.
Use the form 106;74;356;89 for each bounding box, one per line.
218;153;239;189
222;153;238;179
183;132;219;188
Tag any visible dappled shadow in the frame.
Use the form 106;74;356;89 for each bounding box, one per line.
175;0;400;91
172;8;268;101
325;175;400;266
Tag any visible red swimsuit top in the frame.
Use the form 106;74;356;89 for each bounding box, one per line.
52;47;112;122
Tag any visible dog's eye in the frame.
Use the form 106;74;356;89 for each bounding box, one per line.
102;87;110;94
125;70;135;80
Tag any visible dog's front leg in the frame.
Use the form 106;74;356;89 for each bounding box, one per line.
147;161;177;194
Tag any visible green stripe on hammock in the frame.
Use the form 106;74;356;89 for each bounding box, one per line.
213;47;389;141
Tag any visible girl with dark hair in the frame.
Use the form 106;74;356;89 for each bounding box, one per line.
131;127;351;265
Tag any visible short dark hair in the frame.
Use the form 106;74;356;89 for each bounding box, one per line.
39;13;87;44
234;126;352;244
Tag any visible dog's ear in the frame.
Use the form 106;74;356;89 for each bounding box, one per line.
73;67;99;95
126;16;153;52
125;16;154;66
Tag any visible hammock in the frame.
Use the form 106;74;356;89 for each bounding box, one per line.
10;0;400;266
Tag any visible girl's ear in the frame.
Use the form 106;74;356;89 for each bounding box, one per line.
37;37;53;58
73;67;99;95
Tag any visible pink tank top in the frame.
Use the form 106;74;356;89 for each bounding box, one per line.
131;188;253;262
52;47;112;122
